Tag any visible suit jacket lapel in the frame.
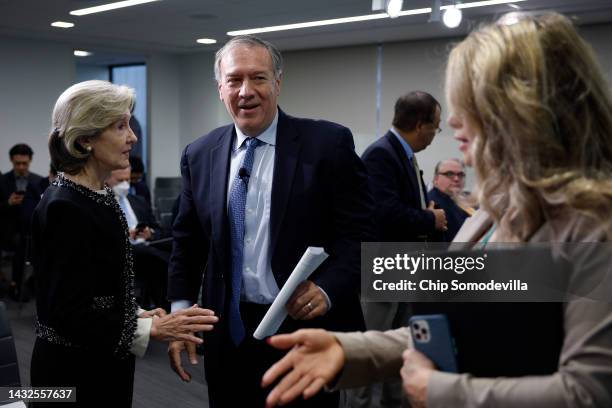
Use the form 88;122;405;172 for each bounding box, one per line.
386;132;421;202
7;171;16;192
270;109;301;259
210;126;234;251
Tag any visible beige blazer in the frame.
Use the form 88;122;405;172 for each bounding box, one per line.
334;210;612;407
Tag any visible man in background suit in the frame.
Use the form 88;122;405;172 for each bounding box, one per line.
429;158;472;241
107;167;169;309
349;91;447;407
128;156;151;206
0;143;44;299
167;35;373;407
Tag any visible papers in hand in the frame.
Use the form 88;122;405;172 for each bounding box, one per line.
253;247;329;340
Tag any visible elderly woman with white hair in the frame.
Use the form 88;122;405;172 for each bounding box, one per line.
30;80;217;407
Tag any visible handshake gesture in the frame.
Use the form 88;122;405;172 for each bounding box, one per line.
139;305;218;344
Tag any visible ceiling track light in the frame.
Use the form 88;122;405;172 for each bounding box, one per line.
429;0;442;22
386;0;403;18
229;0;527;36
443;4;463;28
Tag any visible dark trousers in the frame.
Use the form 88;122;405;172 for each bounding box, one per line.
204;302;340;408
31;338;135;407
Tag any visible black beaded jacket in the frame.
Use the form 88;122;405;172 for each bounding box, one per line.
31;175;138;358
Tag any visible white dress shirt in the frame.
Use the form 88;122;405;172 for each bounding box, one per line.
227;111;280;304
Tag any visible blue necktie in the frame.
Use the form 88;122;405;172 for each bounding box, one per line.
228;137;260;345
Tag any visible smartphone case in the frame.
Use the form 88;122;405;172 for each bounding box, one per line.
409;314;458;373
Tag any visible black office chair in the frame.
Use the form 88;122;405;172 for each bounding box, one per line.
0;301;20;387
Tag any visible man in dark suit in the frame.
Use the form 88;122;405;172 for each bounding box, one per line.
350;91;447;408
167;35;373;407
429;158;472;241
107;167;169;309
128;156;151;206
0;143;44;299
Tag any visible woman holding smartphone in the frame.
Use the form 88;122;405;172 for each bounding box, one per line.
261;13;612;408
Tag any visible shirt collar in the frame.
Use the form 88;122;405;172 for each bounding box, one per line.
233;109;278;151
389;127;414;160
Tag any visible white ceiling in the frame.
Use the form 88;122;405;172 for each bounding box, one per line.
1;0;612;60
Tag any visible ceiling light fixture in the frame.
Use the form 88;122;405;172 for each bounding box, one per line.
196;38;217;44
499;12;521;25
74;50;93;57
429;0;442;22
441;0;525;10
386;0;403;18
507;3;521;9
70;0;162;16
228;13;390;36
228;0;527;36
51;21;75;28
443;5;462;28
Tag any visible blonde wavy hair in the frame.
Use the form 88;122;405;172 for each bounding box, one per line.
49;80;135;174
446;13;612;241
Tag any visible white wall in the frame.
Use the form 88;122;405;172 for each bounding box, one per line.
147;54;182;183
75;63;109;83
177;52;228;150
0;38;75;176
280;45;379;155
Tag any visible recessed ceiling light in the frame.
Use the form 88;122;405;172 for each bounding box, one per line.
51;21;75;28
227;0;527;36
196;38;217;44
74;50;93;57
70;0;162;16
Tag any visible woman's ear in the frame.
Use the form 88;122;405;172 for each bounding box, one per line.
76;136;93;153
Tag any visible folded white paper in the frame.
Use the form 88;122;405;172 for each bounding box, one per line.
253;246;329;339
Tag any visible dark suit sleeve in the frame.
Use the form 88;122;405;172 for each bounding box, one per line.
129;195;162;239
167;146;208;303
363;147;435;236
311;129;375;304
40;200;135;356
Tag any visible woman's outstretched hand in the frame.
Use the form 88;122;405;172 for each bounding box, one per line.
150;305;217;344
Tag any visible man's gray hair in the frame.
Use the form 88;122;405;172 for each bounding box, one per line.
434;158;465;175
214;35;283;82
